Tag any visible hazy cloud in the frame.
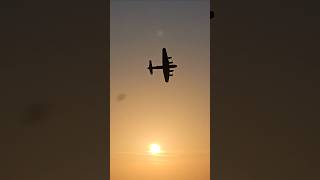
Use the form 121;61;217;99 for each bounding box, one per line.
117;93;127;102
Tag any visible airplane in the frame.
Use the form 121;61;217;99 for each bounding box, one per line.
147;48;177;83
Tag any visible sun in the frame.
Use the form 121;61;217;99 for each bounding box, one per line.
149;144;161;155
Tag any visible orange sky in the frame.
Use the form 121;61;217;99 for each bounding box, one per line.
111;1;210;179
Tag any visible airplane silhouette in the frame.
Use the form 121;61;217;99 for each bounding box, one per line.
147;48;177;83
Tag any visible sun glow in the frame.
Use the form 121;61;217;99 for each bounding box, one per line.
149;144;161;155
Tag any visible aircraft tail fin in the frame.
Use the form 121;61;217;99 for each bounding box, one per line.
148;60;153;75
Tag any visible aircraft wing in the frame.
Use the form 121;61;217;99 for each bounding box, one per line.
162;48;173;65
163;68;170;82
161;48;175;83
162;48;168;58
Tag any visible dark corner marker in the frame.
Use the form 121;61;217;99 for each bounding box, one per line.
210;11;214;19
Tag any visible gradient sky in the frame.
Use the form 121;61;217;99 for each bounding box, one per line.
111;0;210;179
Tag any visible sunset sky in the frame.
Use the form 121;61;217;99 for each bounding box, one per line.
110;0;210;179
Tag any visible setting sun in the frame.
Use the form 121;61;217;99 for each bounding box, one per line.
149;144;161;154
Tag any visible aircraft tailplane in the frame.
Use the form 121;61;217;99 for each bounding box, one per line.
148;60;153;75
